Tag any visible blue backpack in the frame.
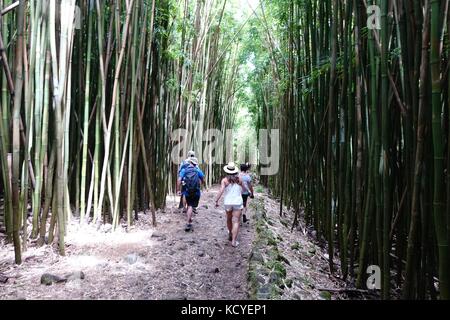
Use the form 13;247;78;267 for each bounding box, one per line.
179;160;190;175
183;165;200;197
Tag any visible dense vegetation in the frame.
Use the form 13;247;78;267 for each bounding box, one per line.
1;0;450;300
0;0;241;262
247;0;450;299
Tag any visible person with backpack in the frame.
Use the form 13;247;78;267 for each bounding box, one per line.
177;157;204;232
239;163;254;223
214;162;244;248
178;151;196;212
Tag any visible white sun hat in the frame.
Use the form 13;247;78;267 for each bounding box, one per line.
223;162;239;174
189;157;199;166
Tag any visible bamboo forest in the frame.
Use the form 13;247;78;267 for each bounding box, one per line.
0;0;450;302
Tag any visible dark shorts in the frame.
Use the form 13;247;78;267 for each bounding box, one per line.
242;194;249;207
185;194;200;208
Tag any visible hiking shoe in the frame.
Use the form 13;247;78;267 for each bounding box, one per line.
231;241;240;248
228;232;232;241
185;224;192;232
243;214;248;223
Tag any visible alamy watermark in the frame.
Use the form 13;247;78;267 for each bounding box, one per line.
170;126;280;176
366;265;381;290
367;5;381;30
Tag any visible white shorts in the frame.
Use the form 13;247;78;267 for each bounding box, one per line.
224;204;243;212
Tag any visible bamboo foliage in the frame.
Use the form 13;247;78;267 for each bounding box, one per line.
247;0;450;299
0;0;241;264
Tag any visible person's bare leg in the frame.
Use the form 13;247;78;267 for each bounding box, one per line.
243;205;248;222
226;211;233;238
183;196;187;212
187;206;193;224
231;210;242;246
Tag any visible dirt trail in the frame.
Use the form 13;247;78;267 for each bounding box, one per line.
0;186;254;300
0;185;348;300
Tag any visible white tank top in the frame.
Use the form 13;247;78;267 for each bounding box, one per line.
224;182;243;206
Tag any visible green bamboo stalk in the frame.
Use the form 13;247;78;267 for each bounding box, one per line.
1;0;11;152
430;0;449;299
11;0;26;264
404;1;430;298
80;2;93;223
31;5;48;238
380;0;392;299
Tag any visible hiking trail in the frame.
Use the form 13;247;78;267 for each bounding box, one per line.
0;186;352;300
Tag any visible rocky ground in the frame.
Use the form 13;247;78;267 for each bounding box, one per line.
0;186;356;300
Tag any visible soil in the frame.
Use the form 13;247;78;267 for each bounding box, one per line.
0;186;352;300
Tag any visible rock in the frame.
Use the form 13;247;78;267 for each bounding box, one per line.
290;242;300;250
311;230;317;239
202;205;208;209
269;272;281;284
250;251;265;263
308;247;316;255
0;274;8;283
151;231;164;238
257;285;271;300
234;283;241;289
210;267;220;273
293;292;303;300
66;271;85;282
124;253;138;265
256;275;266;285
198;251;205;257
319;291;332;300
174;243;187;251
40;273;66;285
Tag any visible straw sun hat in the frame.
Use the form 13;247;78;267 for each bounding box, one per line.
223;162;239;174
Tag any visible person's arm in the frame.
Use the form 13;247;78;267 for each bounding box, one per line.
176;177;182;195
177;169;185;195
215;179;226;207
198;168;205;186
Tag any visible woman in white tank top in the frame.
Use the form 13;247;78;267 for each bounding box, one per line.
215;162;243;248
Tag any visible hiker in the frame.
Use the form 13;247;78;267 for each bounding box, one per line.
215;162;243;248
178;151;196;212
239;163;254;223
177;157;204;232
